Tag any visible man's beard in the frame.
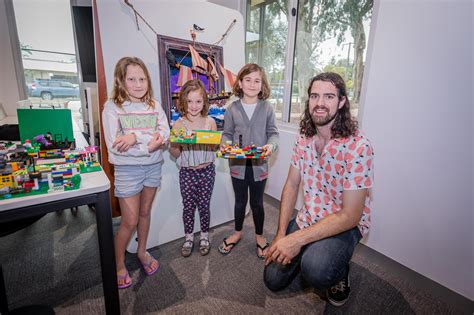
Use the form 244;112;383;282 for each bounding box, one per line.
311;107;338;126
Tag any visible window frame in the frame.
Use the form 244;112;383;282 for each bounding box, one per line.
245;0;377;126
5;0;27;100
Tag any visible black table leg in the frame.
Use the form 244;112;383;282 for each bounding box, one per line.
0;265;9;314
95;190;120;315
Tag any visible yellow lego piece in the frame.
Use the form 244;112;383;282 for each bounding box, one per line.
195;130;222;144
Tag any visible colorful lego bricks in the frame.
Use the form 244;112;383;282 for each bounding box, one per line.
217;143;267;159
0;141;101;200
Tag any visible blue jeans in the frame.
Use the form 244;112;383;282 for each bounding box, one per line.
264;219;362;292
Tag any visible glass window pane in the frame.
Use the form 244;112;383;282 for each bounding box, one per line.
246;0;289;121
13;0;83;129
290;0;374;124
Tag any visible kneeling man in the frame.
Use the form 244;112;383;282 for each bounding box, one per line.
264;72;374;306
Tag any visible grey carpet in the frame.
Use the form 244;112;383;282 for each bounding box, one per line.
0;199;467;314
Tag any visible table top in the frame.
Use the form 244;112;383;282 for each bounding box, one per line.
0;116;18;125
0;169;110;211
0;115;110;211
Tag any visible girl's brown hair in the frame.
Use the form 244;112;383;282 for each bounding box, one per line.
232;63;271;100
177;79;209;117
111;56;155;108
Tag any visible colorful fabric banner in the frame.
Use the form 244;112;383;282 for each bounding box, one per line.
218;62;237;90
207;57;219;81
189;45;208;74
177;64;193;87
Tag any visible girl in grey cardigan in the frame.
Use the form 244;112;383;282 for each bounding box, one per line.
218;63;279;259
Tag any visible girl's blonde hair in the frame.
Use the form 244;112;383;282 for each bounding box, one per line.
177;79;209;117
232;63;271;100
111;56;155;108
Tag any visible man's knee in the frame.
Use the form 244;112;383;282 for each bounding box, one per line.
263;264;290;292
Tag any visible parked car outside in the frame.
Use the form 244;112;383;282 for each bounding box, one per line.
27;79;80;100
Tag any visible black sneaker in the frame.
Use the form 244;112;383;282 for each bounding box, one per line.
326;270;351;306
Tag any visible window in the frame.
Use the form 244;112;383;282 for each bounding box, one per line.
246;0;289;120
245;0;374;124
11;0;84;128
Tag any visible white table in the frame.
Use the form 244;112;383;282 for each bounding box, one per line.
0;116;17;125
0;125;120;314
0;171;119;314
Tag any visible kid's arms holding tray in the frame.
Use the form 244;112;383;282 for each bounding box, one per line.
169;119;218;158
169;81;217;159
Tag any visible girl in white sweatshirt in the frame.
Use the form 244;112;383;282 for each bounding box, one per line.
102;57;170;289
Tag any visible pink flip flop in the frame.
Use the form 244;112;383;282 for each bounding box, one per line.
140;252;160;276
117;272;132;289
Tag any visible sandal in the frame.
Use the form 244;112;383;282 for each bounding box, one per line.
139;252;160;276
181;240;194;257
218;237;240;255
199;238;210;256
256;242;270;259
117;271;132;289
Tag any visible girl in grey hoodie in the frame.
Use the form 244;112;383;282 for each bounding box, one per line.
218;63;279;259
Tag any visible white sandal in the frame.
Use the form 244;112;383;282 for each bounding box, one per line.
181;240;194;257
199;238;210;256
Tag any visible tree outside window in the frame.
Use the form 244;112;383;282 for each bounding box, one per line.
245;0;374;123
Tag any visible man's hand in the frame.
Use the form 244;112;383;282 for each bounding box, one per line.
148;133;164;153
264;233;302;266
112;133;136;152
262;144;274;157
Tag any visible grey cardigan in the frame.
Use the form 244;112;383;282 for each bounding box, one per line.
221;99;279;181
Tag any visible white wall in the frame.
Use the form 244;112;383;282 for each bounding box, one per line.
0;0;21;116
96;0;245;250
265;123;303;208
96;0;244;98
361;0;473;300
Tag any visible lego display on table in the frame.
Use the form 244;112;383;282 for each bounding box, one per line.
0;139;101;200
170;128;222;145
217;142;267;159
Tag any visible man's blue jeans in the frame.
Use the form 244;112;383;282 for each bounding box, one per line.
264;219;362;292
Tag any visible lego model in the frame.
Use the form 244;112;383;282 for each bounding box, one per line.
170;128;222;145
217;142;267;159
0;141;101;200
33;132;74;150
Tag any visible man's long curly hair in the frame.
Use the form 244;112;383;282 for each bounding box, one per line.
299;72;358;138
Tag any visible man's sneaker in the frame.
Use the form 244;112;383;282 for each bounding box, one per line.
326;271;351;306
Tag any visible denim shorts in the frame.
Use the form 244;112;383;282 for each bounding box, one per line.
114;163;162;198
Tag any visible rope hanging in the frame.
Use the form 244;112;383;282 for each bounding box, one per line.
124;0;159;35
124;0;237;47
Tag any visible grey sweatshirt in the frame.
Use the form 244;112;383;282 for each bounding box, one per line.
221;99;279;181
